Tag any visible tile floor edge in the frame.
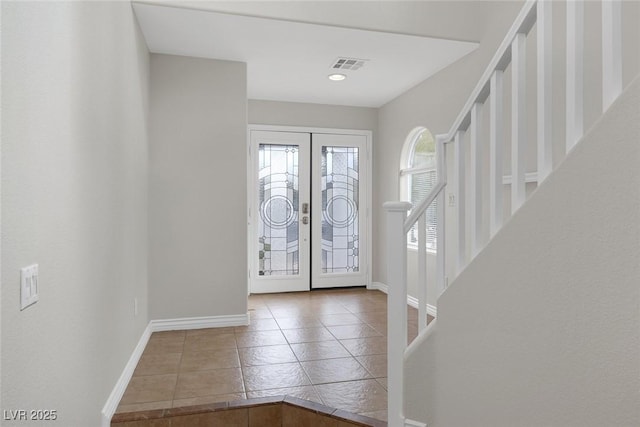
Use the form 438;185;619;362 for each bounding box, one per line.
111;395;387;427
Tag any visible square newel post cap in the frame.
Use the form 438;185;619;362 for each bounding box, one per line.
383;201;412;212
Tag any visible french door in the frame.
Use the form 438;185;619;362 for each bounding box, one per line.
249;129;369;293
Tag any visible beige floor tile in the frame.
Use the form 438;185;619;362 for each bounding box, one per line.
235;330;287;348
365;320;387;336
133;352;182;376
356;354;387;378
326;324;383;340
342;301;388;313
376;377;387;390
174;368;244;399
307;304;352;316
243;362;311;391
247;385;323;405
234;317;280;332
183;333;237;352
301;357;371;385
179;348;240;371
239;344;297;366
315;379;387;414
116;400;172;413
120;374;177;404
339;336;387;356
270;307;312;319
144;335;185;355
353;311;387;324
249;308;274;320
185;327;236;337
318;313;365;326
290;341;351;362
275;316;323;330
172;392;246;407
282;327;335;344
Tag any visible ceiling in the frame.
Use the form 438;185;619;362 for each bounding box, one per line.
132;2;480;108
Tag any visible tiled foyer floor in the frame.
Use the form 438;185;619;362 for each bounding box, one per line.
116;289;427;422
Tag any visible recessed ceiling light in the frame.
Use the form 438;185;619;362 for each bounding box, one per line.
328;73;347;81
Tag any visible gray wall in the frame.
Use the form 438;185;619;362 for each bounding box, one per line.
249;99;377;132
149;54;248;320
405;76;640;427
2;1;149;424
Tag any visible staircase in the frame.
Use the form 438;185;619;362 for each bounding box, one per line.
384;1;637;426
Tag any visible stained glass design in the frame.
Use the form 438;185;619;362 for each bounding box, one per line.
321;146;359;274
258;144;299;276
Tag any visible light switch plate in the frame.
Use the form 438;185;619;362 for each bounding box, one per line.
20;264;39;310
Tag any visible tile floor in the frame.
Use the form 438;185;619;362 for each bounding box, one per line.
116;288;429;423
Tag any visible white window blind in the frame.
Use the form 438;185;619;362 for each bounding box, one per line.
401;129;438;251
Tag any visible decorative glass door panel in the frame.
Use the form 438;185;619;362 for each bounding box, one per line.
258;144;300;276
250;130;367;293
312;134;367;289
320;146;359;274
251;131;310;293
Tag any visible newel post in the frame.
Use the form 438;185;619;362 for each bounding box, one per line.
384;201;412;427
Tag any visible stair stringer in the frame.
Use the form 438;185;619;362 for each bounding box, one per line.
404;77;640;427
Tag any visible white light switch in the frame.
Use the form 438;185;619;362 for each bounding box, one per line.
20;264;39;310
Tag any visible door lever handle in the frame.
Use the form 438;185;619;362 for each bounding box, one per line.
302;203;309;214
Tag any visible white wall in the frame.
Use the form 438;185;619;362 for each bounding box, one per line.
149;54;248;320
2;1;149;424
405;76;640;427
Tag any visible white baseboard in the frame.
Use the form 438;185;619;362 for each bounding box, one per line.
370;282;437;318
150;313;249;331
101;312;249;426
405;419;427;427
100;323;152;427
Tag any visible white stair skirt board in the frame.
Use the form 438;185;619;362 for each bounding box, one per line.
370;282;437;318
100;312;249;427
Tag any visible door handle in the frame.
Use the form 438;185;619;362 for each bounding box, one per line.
302;216;309;225
302;203;309;214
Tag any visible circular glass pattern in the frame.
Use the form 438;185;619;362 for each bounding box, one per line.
323;195;357;227
261;195;296;229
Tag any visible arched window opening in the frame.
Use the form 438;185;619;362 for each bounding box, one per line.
400;127;438;251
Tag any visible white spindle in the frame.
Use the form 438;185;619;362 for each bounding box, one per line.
436;190;446;294
384;201;411;427
454;130;465;274
602;0;622;112
469;103;482;256
436;136;447;294
566;0;584;152
417;212;427;333
537;0;553;183
511;33;527;214
489;70;504;237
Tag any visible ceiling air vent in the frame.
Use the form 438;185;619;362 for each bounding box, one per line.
331;57;368;71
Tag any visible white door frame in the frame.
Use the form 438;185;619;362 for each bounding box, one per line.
247;124;373;294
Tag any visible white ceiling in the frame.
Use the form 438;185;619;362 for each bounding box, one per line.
132;2;479;108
